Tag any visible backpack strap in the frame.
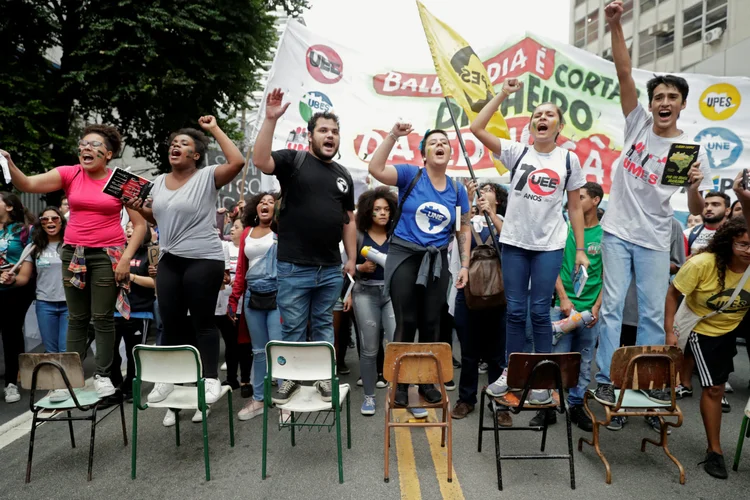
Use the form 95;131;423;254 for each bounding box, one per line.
564;151;572;191
470;225;483;246
510;147;529;182
389;168;423;238
687;224;705;254
280;150;307;213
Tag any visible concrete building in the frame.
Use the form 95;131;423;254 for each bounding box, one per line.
570;0;750;76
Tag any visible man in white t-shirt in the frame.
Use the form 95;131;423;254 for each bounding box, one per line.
683;191;731;255
593;2;714;406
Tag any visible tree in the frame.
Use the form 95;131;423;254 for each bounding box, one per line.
0;0;309;176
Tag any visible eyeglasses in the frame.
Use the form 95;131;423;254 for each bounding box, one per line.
734;241;750;251
479;186;494;193
40;216;61;223
78;140;108;150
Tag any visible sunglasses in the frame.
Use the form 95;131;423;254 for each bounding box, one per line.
40;216;61;223
78;140;109;150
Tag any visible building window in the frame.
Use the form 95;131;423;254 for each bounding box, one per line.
575;18;586;48
640;0;657;14
575;0;586;6
639;28;655;65
639;17;674;65
682;0;728;49
621;0;634;23
602;38;632;62
587;9;599;45
656;17;675;59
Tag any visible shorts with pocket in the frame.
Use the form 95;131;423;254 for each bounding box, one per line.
687;330;737;388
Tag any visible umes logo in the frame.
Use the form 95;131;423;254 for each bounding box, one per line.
415;202;451;234
699;84;741;121
306;45;343;84
299;91;334;122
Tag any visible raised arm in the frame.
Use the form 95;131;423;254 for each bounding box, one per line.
605;1;638;116
368;122;412;186
252;88;291;175
469;78;521;155
732;171;750;227
195;116;244;189
0;149;63;193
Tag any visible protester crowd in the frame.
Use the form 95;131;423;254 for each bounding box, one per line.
0;1;748;482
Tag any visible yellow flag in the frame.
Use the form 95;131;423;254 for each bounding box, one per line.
416;0;509;174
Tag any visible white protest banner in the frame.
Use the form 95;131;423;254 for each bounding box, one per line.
258;21;749;211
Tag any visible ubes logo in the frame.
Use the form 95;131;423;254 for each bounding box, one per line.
699;84;741;121
694;128;743;169
306;45;343;84
299;91;334;122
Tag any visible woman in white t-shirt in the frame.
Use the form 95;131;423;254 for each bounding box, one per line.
470;78;589;403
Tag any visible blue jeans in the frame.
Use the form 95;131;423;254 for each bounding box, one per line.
502;244;563;362
594;232;669;385
35;300;68;353
244;290;282;402
551;307;598;406
276;262;343;344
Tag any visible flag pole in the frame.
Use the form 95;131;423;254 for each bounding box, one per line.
443;96;503;260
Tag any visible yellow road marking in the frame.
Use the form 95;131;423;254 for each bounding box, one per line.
425;409;464;500
394;409;422;500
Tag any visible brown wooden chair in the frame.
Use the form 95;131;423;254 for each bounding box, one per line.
383;342;452;483
579;345;684;484
478;352;581;490
19;353;127;482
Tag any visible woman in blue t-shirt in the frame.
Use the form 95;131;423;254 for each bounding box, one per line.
368;123;471;407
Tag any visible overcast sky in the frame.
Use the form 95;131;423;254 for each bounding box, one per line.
303;0;571;65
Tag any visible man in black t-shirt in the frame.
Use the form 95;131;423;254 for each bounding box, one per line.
253;88;356;405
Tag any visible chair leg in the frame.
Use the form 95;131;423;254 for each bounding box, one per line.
384;403;390;483
262;404;269;480
478;390;486;453
346;393;352;449
119;399;128;446
335;404;344;484
67;411;76;448
175;409;181;447
493;403;503;490
579;396;611;484
26;413;38;483
642;416;684;485
564;404;576;490
290;411;296;447
541;416;549;452
228;390;235;447
447;407;453;483
131;406;138;479
441;403;447;448
87;411;97;482
734;416;749;472
202;407;210;481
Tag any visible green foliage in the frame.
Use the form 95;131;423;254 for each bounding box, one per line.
0;0;308;174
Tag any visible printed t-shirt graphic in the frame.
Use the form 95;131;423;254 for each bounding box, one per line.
493;139;585;252
393;164;470;248
601;105;713;252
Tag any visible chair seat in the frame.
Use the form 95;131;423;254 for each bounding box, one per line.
35;388;101;409
147;384;231;410
587;389;672;408
494;390;560;409
277;384;350;413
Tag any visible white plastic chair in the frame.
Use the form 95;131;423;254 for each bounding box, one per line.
131;345;234;481
262;341;351;484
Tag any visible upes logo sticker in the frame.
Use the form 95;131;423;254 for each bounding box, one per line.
449;46;493;113
415;202;451;234
306;45;343;84
299;91;334;122
695;128;743;169
699;84;741;121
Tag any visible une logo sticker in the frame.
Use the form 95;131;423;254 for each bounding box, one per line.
277;356;286;366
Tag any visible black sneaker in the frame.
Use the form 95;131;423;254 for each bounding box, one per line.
376;374;387;389
240;384;253;399
272;380;300;404
721;397;731;413
314;380;333;402
452;357;462;369
675;385;693;399
529;409;557;427
606;415;627;431
641;388;670;404
701;451;728;479
394;383;409;407
418;384;442;404
222;379;240;390
594;383;616;406
444;380;456;391
644;414;671;434
337;364;350;375
570;404;593;432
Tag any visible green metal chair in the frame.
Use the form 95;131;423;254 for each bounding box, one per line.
131;345;234;481
262;341;351;484
733;396;750;472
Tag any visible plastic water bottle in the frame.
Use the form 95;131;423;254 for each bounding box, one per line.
360;246;387;268
551;309;593;346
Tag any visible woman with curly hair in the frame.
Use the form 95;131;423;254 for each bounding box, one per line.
2;125;148;400
343;187;397;415
228;192;280;421
665;195;750;479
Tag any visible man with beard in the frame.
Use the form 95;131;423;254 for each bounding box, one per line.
684;191;731;255
253;88;356;405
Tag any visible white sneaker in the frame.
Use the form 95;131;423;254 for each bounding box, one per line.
220;362;227;371
148;383;174;403
93;375;115;398
725;381;734;393
486;368;509;397
4;383;20;403
192;407;211;422
238;400;264;421
410;407;428;419
48;389;71;403
204;378;222;404
163;409;176;427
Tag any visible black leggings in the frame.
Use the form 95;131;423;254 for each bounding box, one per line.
0;284;34;387
111;317;151;394
390;252;450;344
216;315;251;384
156;254;224;379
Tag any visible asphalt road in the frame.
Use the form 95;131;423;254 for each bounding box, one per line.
1;343;749;500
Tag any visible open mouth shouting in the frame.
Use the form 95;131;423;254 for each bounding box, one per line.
434;146;448;160
169;147;182;162
657;108;672;122
80;152;96;165
536;122;550;134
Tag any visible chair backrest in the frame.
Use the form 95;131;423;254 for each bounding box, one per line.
266;341;335;382
19;353;85;391
383;343;452;385
133;345;202;384
610;346;683;390
506;353;581;390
